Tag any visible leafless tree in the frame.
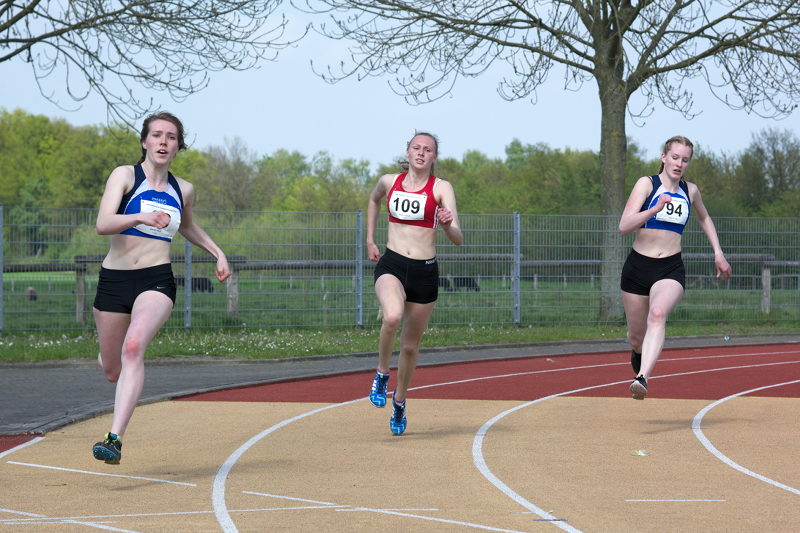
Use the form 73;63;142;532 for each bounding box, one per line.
301;0;800;319
1;0;298;123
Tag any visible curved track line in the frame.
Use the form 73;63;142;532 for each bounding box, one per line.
692;379;800;495
213;399;362;532
214;352;800;532
472;359;800;531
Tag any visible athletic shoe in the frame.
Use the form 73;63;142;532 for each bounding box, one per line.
92;433;122;464
369;371;390;407
389;396;407;436
631;350;642;375
630;376;648;400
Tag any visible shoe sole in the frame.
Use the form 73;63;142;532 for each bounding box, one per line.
93;446;121;464
390;419;407;436
630;380;647;400
369;396;386;408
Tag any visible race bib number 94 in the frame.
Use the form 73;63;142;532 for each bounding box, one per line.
389;191;427;220
655;196;689;225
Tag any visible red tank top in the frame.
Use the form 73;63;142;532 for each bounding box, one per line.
387;173;440;229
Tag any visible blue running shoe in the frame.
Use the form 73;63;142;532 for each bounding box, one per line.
369;371;390;407
92;432;122;464
389;396;407;435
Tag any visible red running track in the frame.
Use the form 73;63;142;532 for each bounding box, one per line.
180;342;800;403
4;343;798;453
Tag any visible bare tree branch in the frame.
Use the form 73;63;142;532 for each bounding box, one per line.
0;0;301;123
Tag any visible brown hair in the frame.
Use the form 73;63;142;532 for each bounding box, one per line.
136;111;187;165
399;131;439;173
658;135;694;173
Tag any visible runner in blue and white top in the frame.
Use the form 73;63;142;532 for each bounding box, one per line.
618;135;731;401
117;163;183;242
90;112;230;465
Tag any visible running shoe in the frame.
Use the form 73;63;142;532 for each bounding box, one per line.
389;396;407;436
630;376;648;400
92;433;122;464
369;371;390;407
631;350;642;375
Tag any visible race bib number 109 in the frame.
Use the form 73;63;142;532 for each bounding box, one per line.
389;191;427;220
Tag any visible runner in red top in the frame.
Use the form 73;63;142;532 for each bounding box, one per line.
366;132;463;435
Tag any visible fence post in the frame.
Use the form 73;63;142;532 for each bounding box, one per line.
0;205;4;335
513;212;521;326
184;241;192;329
761;263;771;314
75;264;86;324
355;210;363;327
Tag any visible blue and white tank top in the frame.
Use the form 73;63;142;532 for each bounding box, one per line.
117;164;184;242
640;175;691;234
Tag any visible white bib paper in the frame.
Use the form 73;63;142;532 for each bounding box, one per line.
134;199;182;239
389;191;426;220
655;197;689;225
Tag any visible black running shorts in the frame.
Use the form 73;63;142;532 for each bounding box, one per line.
374;248;438;304
620;249;685;296
94;263;177;314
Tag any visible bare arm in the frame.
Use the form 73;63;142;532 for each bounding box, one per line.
95;166;171;235
689;182;731;280
618;176;671;235
435;180;463;246
177;179;231;282
366;174;392;262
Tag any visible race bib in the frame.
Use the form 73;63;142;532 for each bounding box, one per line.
389;191;427;220
655;196;689;225
134;199;182;238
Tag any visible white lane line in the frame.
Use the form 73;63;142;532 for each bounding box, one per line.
0;508;47;517
625;499;726;502
6;461;196;486
242;491;339;506
214;351;800;532
473;359;800;532
0;436;45;459
337;507;529;532
335;508;438;512
692;379;800;495
58;520;140;532
0;507;345;524
213;399;363;532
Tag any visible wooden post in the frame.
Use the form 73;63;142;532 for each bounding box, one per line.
75;264;86;324
227;271;239;317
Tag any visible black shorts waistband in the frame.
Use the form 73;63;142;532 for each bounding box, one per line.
99;263;173;280
383;247;436;266
628;248;682;264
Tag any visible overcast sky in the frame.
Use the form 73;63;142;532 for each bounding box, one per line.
3;25;800;170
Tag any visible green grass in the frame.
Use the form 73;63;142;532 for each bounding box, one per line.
1;320;797;363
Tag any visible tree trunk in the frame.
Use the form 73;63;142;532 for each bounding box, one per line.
597;74;628;321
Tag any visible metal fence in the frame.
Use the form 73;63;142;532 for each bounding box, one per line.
2;205;799;332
